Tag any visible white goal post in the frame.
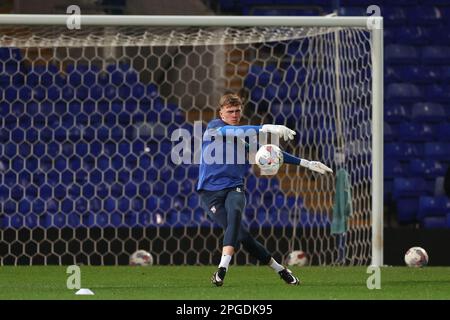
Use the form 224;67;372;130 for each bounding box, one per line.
0;14;383;267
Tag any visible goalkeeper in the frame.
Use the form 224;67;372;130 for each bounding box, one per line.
197;93;332;287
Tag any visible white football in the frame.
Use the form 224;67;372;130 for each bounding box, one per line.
130;250;153;266
286;250;308;267
255;144;283;175
404;247;428;268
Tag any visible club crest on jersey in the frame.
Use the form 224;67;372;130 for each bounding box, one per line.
210;206;216;213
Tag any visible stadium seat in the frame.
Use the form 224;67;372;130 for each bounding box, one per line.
53;213;67;228
257;178;269;192
437;123;450;141
386;83;422;102
424;142;450;160
103;197;115;213
427;25;450;45
395;66;440;83
384;122;395;142
338;6;367;16
385;66;400;83
385;45;419;65
173;166;186;181
160;141;172;155
407;6;442;25
256;208;270;227
123;211;137;227
393;178;427;197
17;198;30;215
81;213;94;227
145;196;158;212
110;183;123;198
418;196;449;221
395;26;430;45
94;212;108;227
25;214;38;228
410;159;445;178
0;48;22;61
38;214;52;228
174;109;185;125
187;166;198;180
384;103;408;124
118;196;131;214
249;191;262;206
138;211;152;226
385;142;421;160
275;192;286;207
424;84;450;102
152;180;165;196
384;159;404;179
383;7;407;26
397;122;436;142
421;46;450;65
422;216;447;229
187;194;199;208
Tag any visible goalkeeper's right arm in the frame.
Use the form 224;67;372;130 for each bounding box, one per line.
282;151;333;175
243;138;333;175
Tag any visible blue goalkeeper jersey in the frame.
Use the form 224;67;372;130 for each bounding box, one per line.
196;119;260;191
196;119;302;191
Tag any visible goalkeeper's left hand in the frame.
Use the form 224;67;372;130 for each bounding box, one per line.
300;159;333;175
259;124;296;141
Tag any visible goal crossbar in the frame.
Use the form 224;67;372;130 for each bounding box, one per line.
0;14;380;27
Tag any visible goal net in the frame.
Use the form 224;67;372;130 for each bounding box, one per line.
0;16;382;266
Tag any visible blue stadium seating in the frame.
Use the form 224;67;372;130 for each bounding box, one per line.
385;142;422;160
437;124;450;141
418;196;450;221
424;143;450;160
384;123;395;142
386;83;422;102
394;66;441;83
398;123;437;142
395;27;430;45
385;45;419;65
393;178;427;198
2;2;450;231
421;46;450;65
410;159;446;178
425;84;450;102
408;6;442;25
422;216;448;228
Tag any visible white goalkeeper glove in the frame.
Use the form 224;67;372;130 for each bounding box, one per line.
259;124;296;141
300;159;333;175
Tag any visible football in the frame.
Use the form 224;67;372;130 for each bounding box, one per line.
404;247;428;267
286;250;308;267
255;144;283;175
130;250;153;266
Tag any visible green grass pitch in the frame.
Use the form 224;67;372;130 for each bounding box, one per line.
0;266;449;300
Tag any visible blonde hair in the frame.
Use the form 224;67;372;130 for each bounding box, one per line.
218;93;242;110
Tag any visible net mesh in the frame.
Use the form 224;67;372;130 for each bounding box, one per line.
0;24;372;266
